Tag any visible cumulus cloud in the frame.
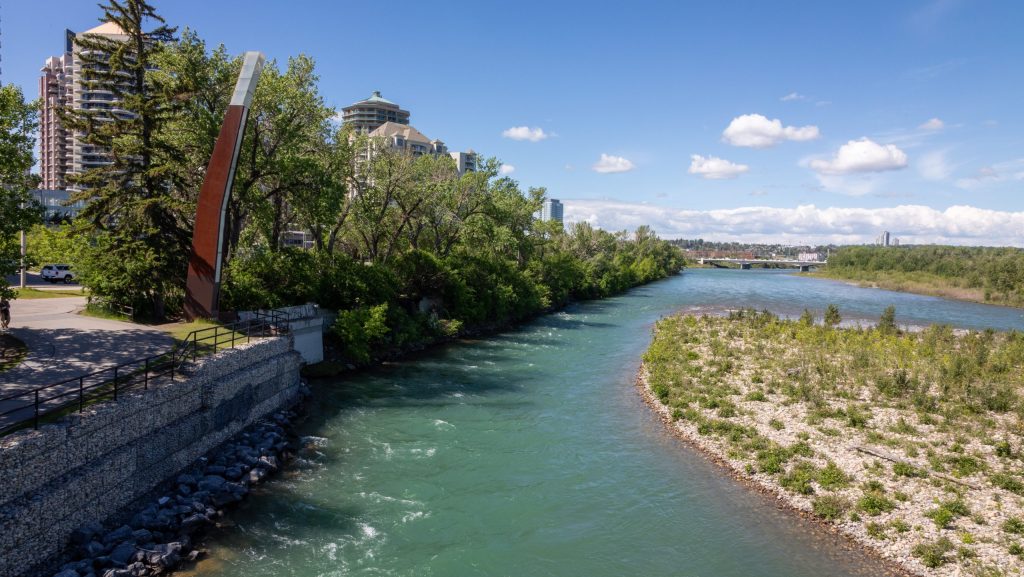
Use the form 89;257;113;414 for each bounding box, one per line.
499;164;515;175
562;201;1024;246
592;153;635;174
502;126;549;142
688;154;749;179
808;138;908;175
919;117;945;131
722;114;820;148
780;92;806;102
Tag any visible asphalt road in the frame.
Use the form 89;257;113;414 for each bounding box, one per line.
0;296;173;432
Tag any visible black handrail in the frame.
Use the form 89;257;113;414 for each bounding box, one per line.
0;310;292;437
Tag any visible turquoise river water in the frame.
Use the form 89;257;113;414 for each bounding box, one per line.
190;269;1024;577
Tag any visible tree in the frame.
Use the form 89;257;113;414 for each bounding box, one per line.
799;309;814;326
824;304;841;327
63;0;183;319
0;85;42;300
878;305;897;334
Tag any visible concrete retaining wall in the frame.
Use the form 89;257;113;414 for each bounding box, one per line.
0;337;302;577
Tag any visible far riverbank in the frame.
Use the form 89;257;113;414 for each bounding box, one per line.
807;269;1024;309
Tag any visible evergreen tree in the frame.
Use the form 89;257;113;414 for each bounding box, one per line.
63;0;182;319
878;305;897;334
0;85;42;300
824;304;841;327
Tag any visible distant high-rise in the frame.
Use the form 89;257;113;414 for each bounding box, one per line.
39;46;73;189
342;91;410;133
449;150;478;175
876;231;891;247
39;23;129;191
541;198;564;223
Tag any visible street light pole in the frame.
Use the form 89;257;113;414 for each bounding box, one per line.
19;227;26;289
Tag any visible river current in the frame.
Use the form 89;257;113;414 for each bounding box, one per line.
189;269;1024;577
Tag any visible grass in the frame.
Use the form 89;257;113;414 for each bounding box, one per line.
0;334;28;373
14;287;86;299
80;303;132;322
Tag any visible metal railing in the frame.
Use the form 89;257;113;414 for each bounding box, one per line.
0;309;291;437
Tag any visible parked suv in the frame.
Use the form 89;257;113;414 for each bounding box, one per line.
41;264;76;284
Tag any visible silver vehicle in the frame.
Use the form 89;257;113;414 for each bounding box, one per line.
40;264;76;284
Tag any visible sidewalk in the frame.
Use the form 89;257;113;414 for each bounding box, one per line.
0;297;174;431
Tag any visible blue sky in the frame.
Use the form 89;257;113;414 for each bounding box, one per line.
4;0;1024;244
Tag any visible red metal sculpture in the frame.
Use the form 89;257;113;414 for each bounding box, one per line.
184;51;265;320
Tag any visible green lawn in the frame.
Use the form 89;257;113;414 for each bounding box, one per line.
14;287;86;299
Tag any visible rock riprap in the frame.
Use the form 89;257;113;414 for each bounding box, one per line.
48;405;303;577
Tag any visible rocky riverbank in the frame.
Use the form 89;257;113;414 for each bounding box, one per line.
45;390;310;577
639;311;1024;577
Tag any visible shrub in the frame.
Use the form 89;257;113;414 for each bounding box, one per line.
995;440;1014;458
812;495;848;521
991;472;1024;496
866;522;886;539
857;491;896;516
893;461;925;478
745;390;767;402
824;304;841;327
926;507;955;528
877;306;897;334
332;303;391;364
817;461;850;489
912;537;954;568
1004;517;1024;535
780;461;817;495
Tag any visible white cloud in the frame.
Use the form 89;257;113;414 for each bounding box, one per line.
562;200;1024;246
688;154;749;179
918;149;952;181
919;117;945;131
499;164;515;175
780;92;806;102
955;159;1024;189
722;114;820;148
808;138;908;175
502;126;549;142
592;153;635;174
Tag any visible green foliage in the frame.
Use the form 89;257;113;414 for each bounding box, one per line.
0;84;42;300
825;245;1024;306
1003;517;1024;535
991;473;1024;496
61;1;185;319
912;537;955;568
857;490;896;516
824;304;841;327
812;495;848;521
779;461;817;494
331;304;390;364
817;461;851;489
878;305;897;334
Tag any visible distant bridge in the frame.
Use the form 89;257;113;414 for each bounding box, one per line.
697;258;827;272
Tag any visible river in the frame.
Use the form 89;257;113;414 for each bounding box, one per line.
188;269;1024;577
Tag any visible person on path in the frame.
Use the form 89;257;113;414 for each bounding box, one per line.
0;297;10;330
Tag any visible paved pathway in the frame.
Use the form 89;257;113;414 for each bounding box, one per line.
1;297;174;431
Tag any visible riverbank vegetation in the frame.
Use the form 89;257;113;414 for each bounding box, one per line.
17;1;683;360
819;246;1024;307
643;309;1024;576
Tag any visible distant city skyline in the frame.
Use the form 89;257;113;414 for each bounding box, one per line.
3;0;1023;245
